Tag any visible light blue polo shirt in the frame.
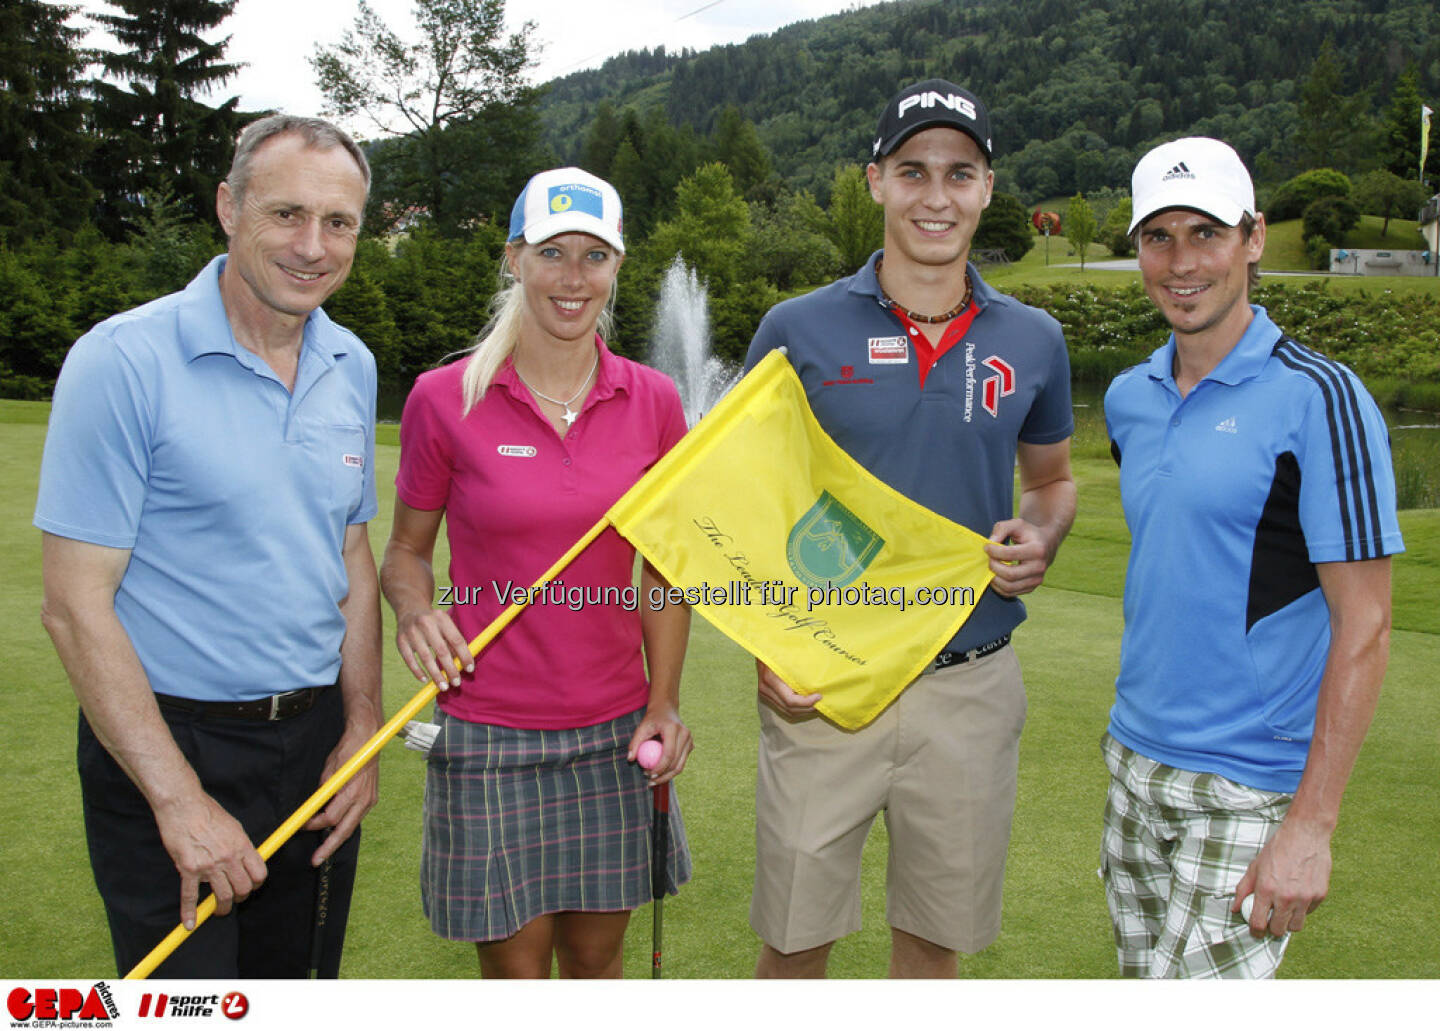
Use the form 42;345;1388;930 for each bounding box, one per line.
35;255;378;701
745;251;1073;652
1104;306;1403;792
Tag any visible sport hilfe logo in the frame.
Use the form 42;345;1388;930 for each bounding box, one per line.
136;991;249;1020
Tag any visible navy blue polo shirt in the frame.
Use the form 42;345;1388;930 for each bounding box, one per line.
745;250;1073;652
1104;306;1404;792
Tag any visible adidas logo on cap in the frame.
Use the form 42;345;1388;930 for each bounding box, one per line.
1162;162;1194;181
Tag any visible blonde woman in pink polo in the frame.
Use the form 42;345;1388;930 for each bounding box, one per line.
380;169;693;978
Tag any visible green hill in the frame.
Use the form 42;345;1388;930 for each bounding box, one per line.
538;0;1440;202
1264;215;1426;270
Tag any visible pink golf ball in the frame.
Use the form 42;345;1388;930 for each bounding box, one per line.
636;739;663;770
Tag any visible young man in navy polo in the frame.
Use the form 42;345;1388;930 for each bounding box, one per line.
1101;137;1403;978
744;79;1076;978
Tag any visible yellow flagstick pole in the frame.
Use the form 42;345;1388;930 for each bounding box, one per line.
124;516;615;980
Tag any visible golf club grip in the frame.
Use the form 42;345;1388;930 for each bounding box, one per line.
651;784;669;899
651;784;668;979
308;857;332;979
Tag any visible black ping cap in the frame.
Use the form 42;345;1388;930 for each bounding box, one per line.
872;79;992;161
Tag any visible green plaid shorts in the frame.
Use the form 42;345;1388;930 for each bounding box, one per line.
1099;732;1293;978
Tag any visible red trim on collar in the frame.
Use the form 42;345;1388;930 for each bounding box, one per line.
889;302;979;389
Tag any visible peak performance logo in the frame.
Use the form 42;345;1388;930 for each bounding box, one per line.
962;346;1016;421
7;984;119;1026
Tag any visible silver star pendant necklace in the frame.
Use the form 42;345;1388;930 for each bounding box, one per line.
514;348;599;429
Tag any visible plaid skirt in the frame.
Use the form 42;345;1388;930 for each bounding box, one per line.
422;707;691;943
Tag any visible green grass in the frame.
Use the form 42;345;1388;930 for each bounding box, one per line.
1263;215;1426;270
1344;216;1426;251
995;217;1439;295
3;406;1437;979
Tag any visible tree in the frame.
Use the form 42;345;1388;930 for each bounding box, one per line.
1066;193;1097;270
85;0;248;237
128;189;219;295
646;162;750;290
1353;169;1429;236
973;192;1034;262
645;163;755;363
1100;198;1133;257
0;0;95;244
1266;168;1352;222
581;101;622;178
825;164;883;273
747;190;841;290
325;238;401;378
0;246;78;396
1379;64;1429;179
710;105;773;201
1296;40;1374;174
312;0;541;235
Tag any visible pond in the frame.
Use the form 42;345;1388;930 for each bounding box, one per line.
1070;381;1440;511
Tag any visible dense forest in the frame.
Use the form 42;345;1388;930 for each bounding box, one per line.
3;0;1438;401
540;0;1440;202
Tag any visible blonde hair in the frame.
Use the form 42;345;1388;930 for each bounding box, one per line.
458;245;620;416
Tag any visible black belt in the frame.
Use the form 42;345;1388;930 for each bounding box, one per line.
155;685;332;722
924;634;1011;675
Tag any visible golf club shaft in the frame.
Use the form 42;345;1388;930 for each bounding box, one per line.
651;782;670;979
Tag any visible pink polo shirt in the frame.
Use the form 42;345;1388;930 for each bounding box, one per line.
395;338;687;729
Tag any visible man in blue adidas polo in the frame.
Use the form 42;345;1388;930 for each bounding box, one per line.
745;80;1076;978
1101;137;1403;978
36;116;383;977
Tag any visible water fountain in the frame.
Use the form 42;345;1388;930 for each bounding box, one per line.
649;256;742;426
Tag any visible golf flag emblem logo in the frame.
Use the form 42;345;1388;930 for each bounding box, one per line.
786;491;884;589
548;182;603;218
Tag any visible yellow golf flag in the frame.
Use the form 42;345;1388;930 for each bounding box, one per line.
1422;103;1433;179
608;349;994;730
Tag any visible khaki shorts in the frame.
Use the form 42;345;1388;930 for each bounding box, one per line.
750;645;1027;954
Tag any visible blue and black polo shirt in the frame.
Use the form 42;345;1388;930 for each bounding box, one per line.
744;250;1073;653
1104;306;1404;792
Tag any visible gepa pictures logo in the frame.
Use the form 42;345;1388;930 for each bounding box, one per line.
7;983;118;1025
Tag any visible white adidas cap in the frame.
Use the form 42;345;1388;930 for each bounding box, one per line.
1129;137;1255;233
508;167;625;253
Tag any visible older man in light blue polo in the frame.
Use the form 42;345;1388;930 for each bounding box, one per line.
36;114;383;978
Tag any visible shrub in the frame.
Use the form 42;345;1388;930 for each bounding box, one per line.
1265;168;1352;222
974;192;1035;262
1008;280;1440;392
1303;234;1333;270
1302;195;1361;245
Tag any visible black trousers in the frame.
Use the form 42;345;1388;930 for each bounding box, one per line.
77;686;360;978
